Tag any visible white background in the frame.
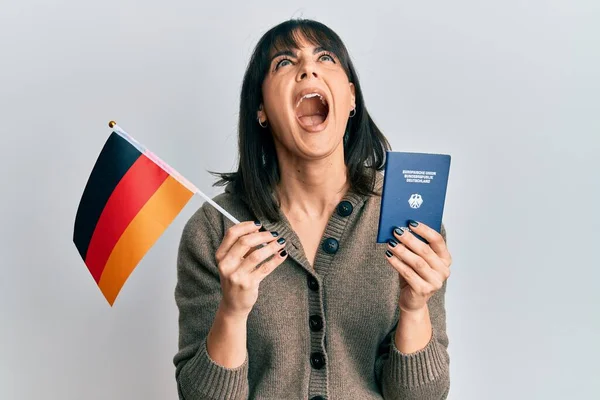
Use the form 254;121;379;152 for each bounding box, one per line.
1;1;599;399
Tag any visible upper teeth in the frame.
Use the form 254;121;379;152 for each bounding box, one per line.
296;93;327;108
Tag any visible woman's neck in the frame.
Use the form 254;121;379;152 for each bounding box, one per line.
276;152;349;221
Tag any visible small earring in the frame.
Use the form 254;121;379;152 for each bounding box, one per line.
258;117;268;128
349;108;356;118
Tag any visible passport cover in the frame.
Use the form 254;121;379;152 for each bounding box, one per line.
377;151;451;243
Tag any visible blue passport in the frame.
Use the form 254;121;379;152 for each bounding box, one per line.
377;151;451;243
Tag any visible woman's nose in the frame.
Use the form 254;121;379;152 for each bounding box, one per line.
296;63;318;81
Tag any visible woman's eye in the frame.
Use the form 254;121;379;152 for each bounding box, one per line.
275;59;292;69
320;54;334;62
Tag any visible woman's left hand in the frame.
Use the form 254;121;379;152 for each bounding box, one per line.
385;220;452;313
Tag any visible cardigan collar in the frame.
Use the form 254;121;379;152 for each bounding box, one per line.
224;171;383;274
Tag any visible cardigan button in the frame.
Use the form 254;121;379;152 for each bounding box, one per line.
337;200;353;217
307;275;319;291
310;352;326;369
322;238;339;254
309;315;323;332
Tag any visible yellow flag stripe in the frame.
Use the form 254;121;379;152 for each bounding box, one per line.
98;176;193;305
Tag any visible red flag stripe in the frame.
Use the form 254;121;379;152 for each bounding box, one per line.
84;154;169;282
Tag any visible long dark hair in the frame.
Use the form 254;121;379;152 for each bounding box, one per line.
211;19;391;222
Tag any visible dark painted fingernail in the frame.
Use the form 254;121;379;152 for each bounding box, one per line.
394;227;404;236
254;220;261;226
277;237;286;245
385;250;393;258
408;220;419;228
271;231;279;237
279;250;288;257
388;239;398;247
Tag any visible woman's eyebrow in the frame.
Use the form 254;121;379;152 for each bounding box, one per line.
270;49;297;63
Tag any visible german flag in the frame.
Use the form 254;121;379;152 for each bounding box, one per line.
73;123;195;305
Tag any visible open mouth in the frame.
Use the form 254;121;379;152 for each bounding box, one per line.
295;90;329;132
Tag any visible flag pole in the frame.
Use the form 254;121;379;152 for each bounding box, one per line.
108;121;241;225
193;188;240;224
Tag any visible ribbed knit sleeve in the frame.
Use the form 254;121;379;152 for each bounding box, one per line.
173;204;249;400
379;224;451;400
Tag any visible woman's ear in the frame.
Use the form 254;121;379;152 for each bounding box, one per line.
257;103;267;125
349;83;356;111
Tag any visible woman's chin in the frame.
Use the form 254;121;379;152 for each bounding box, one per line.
294;127;346;158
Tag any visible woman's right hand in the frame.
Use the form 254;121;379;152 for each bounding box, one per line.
214;220;288;318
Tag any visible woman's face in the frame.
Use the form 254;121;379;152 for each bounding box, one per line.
258;36;355;161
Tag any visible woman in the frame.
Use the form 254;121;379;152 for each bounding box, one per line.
173;18;452;400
